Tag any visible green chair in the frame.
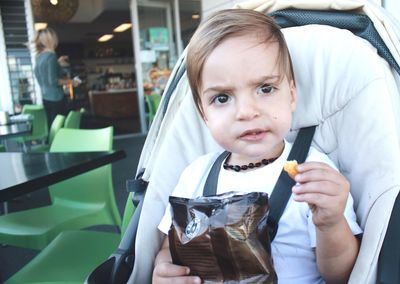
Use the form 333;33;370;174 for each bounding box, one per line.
0;127;121;250
64;108;84;129
31;114;65;152
0;143;5;152
145;94;161;124
4;193;135;284
14;104;48;150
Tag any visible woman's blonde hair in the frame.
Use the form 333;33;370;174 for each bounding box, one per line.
186;9;295;116
34;27;58;54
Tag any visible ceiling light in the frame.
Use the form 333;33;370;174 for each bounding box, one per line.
113;23;132;33
34;22;48;30
192;14;200;20
98;34;114;42
50;0;58;5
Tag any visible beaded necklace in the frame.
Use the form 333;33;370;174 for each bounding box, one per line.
223;154;278;172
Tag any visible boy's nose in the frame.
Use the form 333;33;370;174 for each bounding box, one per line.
235;96;260;120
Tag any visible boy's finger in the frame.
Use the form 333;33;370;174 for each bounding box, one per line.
294;168;342;185
296;161;332;171
292;181;340;196
155;262;190;277
292;192;330;206
160;276;201;284
154;276;201;284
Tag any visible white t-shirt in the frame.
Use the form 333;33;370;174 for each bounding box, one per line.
159;140;363;284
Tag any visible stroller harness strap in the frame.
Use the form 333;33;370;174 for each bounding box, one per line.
377;193;400;284
268;126;316;241
202;126;316;242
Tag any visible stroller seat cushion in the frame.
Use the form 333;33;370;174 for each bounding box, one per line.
283;25;400;224
287;25;382;122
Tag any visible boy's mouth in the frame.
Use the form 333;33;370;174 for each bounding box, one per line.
239;129;267;141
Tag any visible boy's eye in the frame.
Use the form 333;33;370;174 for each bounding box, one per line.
212;94;230;105
258;84;275;95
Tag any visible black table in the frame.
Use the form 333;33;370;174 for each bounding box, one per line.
0;117;33;152
0;122;32;140
0;150;126;202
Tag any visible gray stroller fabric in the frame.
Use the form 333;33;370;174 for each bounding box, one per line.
270;9;400;74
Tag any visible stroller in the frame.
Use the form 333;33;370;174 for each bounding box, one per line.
84;0;399;283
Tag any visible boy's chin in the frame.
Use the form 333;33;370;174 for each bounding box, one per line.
230;151;274;164
233;144;284;160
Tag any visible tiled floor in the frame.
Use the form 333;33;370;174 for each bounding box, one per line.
0;133;146;282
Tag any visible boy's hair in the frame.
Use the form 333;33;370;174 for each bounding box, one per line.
34;27;58;54
186;9;295;116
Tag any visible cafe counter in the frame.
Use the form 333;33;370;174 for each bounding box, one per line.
88;88;138;118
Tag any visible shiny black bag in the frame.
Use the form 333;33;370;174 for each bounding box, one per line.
168;191;277;283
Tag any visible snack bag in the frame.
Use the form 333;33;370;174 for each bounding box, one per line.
168;191;277;283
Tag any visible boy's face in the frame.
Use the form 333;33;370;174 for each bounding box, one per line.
200;34;296;165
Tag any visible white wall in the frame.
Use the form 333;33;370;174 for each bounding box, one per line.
25;0;42;105
0;11;13;113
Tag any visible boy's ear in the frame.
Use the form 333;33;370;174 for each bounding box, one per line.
289;80;297;112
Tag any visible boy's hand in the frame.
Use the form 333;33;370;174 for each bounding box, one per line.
153;262;201;284
291;161;350;229
292;162;359;283
153;241;201;284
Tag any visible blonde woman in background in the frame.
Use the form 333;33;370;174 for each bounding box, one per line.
34;27;79;129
